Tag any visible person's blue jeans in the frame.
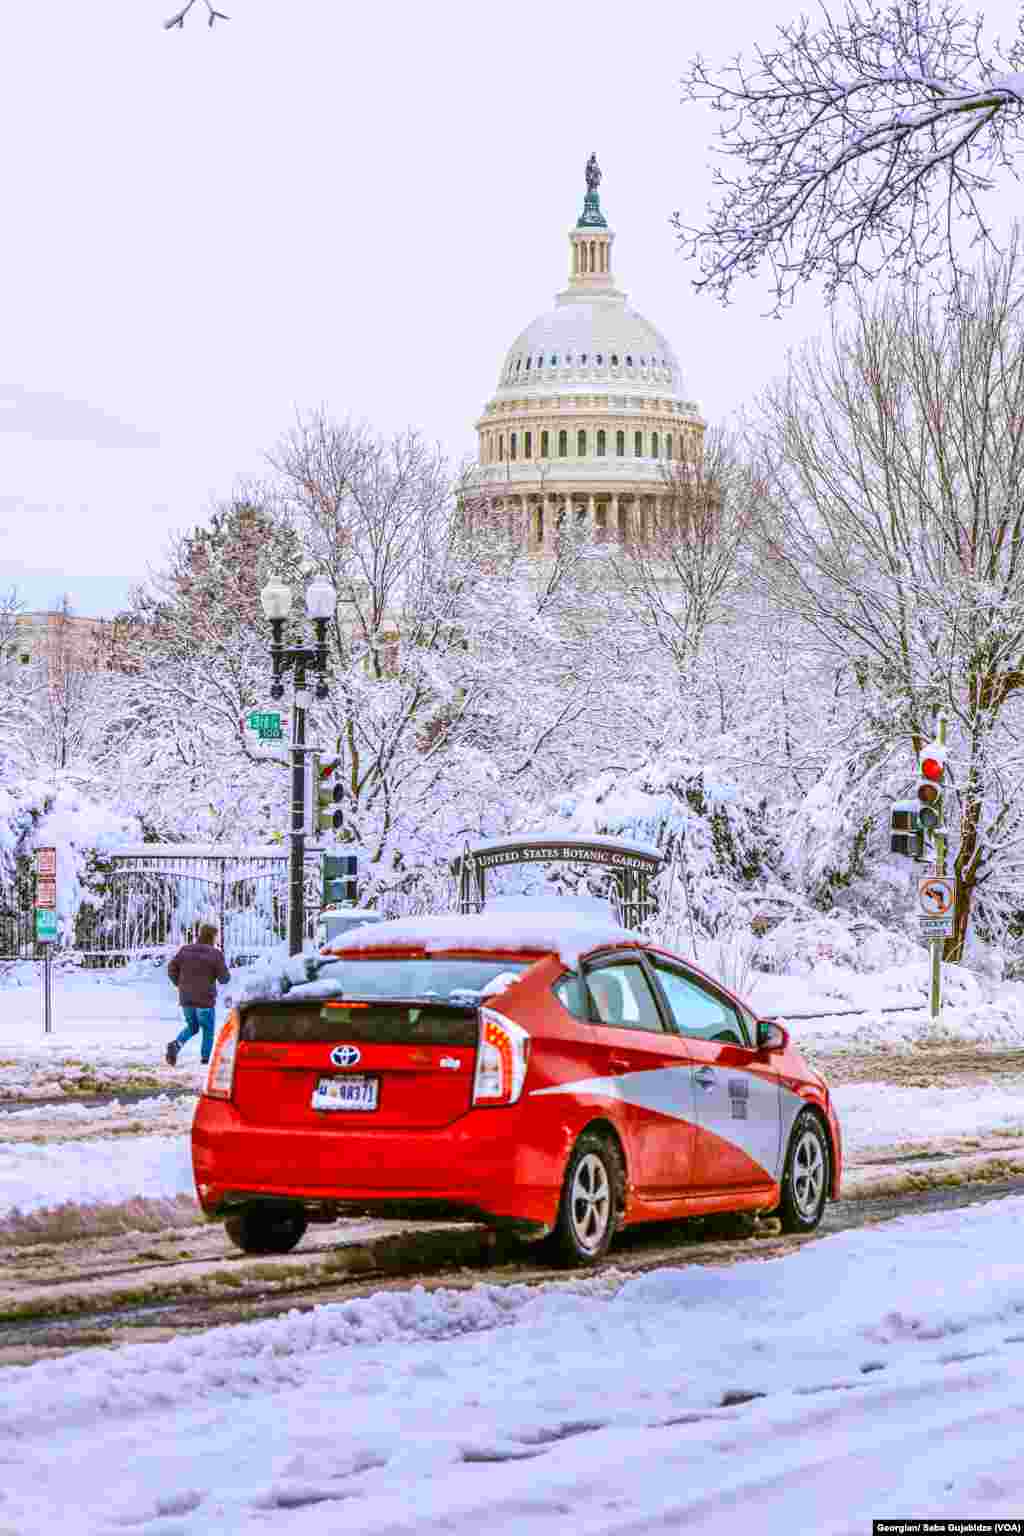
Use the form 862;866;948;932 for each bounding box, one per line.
175;1006;216;1064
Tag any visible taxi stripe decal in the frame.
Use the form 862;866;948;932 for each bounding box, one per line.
532;1068;812;1183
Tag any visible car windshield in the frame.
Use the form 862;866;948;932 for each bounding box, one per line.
313;957;528;1003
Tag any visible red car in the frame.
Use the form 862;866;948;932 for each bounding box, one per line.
192;912;842;1266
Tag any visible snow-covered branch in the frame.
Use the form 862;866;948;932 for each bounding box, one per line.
164;0;229;29
679;0;1024;306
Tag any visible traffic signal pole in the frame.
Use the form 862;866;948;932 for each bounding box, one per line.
929;712;948;1021
261;575;334;960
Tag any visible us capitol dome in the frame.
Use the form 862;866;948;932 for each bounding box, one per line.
472;154;705;552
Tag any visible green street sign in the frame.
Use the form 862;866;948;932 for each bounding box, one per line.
248;710;284;741
35;909;58;942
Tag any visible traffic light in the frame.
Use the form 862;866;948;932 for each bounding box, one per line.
916;740;946;835
889;799;924;859
323;853;358;906
316;757;345;836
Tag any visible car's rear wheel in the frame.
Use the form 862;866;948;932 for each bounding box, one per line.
777;1110;830;1233
224;1203;308;1255
551;1131;622;1267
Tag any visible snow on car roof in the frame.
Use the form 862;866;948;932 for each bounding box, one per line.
325;910;641;970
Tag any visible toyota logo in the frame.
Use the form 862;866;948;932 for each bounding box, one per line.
330;1044;362;1068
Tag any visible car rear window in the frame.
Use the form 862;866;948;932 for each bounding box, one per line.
240;1003;479;1046
313;957;528;1003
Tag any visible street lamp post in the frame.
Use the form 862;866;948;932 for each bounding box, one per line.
259;574;337;956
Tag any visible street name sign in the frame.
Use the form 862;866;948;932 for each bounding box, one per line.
247;710;285;741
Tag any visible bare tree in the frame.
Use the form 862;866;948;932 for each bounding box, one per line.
0;588;35;778
271;413;453;682
607;427;759;672
268;415;642;891
107;499;307;838
164;0;229;29
680;0;1024;308
756;239;1024;957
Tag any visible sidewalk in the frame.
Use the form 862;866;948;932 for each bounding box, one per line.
1;958;226;1045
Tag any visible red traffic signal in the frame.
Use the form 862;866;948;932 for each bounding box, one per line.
916;741;946;830
920;751;944;782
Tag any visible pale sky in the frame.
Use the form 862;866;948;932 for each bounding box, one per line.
1;0;1019;617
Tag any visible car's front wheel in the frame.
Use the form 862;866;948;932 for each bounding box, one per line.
225;1203;308;1255
551;1131;623;1267
777;1110;830;1233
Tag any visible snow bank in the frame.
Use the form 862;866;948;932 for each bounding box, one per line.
0;1192;202;1246
835;1080;1024;1148
2;1197;1024;1534
0;1092;190;1123
0;1132;194;1223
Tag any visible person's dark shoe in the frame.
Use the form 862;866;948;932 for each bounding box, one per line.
165;1041;180;1066
200;1058;210;1067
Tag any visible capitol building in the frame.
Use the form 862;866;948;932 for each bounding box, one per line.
472;155;705;552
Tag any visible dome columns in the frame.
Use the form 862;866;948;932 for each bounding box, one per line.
569;227;615;291
471;490;681;552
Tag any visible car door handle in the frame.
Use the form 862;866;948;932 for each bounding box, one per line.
609;1055;631;1074
693;1067;716;1089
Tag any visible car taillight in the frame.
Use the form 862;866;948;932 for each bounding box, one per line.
473;1007;530;1106
204;1015;240;1101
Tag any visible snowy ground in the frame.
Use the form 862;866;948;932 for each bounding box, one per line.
2;958;1024;1531
0;1196;1022;1532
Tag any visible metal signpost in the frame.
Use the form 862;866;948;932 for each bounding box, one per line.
34;847;57;1033
920;870;956;1021
923;714;948;1020
890;712;953;1018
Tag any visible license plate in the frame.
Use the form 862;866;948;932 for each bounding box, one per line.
312;1074;379;1112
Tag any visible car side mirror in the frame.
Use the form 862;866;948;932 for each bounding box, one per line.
757;1020;789;1053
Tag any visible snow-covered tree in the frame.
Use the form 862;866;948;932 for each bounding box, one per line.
0;589;34;781
755;241;1024;957
108;498;306;841
604;426;759;675
680;0;1024;307
270;414;644;903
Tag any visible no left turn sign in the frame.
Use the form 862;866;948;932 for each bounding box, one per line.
918;875;955;916
918;875;956;937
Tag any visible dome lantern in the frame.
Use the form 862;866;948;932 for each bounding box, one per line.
565;152;619;301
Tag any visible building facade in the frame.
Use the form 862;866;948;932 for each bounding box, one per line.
472;155;705;553
5;609;133;673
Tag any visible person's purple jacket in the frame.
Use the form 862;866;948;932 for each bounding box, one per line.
167;943;230;1009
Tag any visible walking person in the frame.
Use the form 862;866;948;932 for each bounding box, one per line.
165;922;231;1066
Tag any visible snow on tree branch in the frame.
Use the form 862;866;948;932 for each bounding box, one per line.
678;0;1024;307
164;0;229;29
